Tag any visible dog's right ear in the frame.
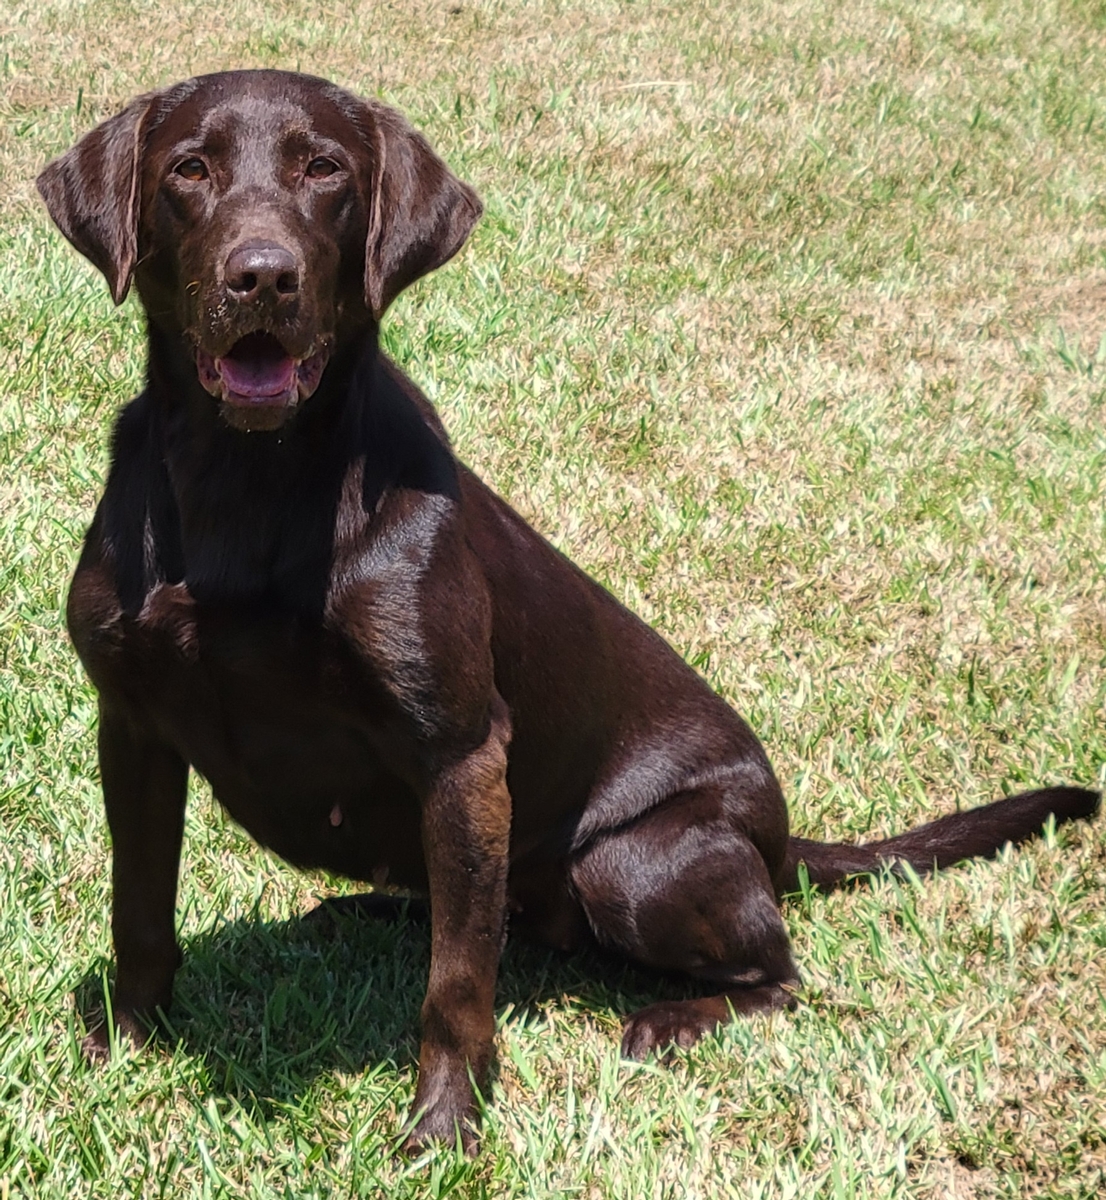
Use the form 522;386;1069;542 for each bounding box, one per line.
36;92;160;305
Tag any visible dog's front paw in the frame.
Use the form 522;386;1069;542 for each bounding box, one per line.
401;1122;479;1158
401;1106;479;1158
80;1024;113;1065
80;1010;156;1064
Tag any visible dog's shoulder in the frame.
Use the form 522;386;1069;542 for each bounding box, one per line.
330;355;477;597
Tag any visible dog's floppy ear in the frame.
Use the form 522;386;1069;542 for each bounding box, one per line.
36;91;160;305
362;103;482;320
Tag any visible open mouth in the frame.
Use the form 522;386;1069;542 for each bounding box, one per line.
195;332;329;428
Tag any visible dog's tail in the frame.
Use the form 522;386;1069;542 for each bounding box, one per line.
777;786;1100;895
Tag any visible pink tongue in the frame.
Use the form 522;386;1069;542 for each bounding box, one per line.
217;342;296;399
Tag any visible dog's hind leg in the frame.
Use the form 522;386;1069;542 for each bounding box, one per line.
570;782;800;1059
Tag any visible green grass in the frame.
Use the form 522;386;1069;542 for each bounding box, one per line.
2;0;1105;1195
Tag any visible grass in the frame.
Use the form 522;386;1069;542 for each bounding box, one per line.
1;0;1105;1195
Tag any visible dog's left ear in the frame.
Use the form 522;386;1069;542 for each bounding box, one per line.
362;103;482;320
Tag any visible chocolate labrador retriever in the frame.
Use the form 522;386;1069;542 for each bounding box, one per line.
37;70;1098;1152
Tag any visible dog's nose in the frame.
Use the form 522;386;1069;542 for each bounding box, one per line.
224;241;299;303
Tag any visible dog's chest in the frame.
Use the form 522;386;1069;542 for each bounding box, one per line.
79;576;427;886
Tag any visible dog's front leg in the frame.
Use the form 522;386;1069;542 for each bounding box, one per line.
403;707;512;1156
83;701;188;1061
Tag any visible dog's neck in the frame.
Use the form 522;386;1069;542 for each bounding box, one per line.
119;323;455;614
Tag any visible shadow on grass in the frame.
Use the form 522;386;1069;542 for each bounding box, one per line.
72;898;702;1114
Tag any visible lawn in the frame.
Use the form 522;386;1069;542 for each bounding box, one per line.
1;0;1104;1196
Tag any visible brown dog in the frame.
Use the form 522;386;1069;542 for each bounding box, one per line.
37;70;1098;1152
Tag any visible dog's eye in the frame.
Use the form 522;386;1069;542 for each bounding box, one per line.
305;157;340;179
175;158;209;182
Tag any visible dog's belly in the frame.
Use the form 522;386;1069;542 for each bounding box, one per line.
186;711;427;890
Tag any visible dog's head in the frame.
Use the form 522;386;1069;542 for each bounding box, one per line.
37;70;481;431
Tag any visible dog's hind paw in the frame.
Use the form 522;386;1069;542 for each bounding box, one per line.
304;892;428;932
620;1000;720;1060
621;984;797;1060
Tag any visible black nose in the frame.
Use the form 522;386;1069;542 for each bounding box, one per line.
224;241;299;303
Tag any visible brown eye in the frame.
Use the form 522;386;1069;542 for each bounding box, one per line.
175;158;209;182
305;157;340;179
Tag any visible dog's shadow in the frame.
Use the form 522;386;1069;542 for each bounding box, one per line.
73;900;700;1112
